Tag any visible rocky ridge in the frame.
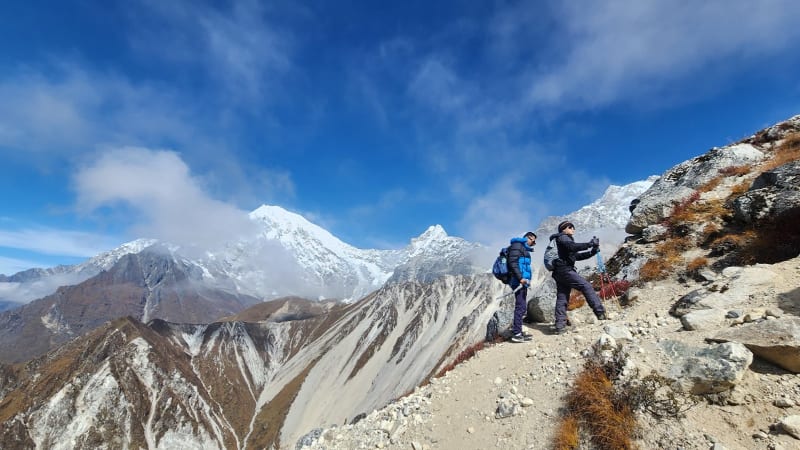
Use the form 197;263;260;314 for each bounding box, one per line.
298;115;800;450
298;256;800;450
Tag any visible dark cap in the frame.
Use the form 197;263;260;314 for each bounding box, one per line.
557;221;574;232
524;231;537;239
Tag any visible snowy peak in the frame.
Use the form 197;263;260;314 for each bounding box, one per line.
414;225;448;242
249;204;354;253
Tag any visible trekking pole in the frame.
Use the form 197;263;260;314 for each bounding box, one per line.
596;251;621;307
494;284;524;300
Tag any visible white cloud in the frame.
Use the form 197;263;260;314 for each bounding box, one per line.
0;228;119;259
73;147;259;253
528;1;800;110
0;64;198;158
460;177;549;249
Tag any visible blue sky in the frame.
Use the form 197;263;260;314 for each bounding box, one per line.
1;0;800;275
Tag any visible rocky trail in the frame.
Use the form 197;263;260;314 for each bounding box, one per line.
299;254;800;450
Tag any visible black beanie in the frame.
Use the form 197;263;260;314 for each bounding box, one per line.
557;221;574;232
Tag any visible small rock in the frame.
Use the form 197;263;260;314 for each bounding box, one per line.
493;377;503;386
725;310;742;319
766;308;784;318
775;397;795;408
520;398;535;407
779;415;800;439
467;427;475;434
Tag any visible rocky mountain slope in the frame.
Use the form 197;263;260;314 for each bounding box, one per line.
0;274;506;449
296;114;800;450
3;111;796;449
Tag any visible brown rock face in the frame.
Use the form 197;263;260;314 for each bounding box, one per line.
0;250;259;363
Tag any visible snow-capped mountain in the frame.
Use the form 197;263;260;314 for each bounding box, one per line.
0;239;158;305
532;177;656;273
0;206;484;307
536;177;657;239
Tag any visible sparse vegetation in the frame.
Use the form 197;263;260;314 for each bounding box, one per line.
718;165;751;177
554;348;637;450
434;340;485;379
567;292;586;311
686;257;708;273
762;131;800;170
554;346;694;450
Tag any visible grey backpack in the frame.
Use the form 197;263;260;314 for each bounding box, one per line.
543;237;560;271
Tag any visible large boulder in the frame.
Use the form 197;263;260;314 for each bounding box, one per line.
660;340;753;394
708;317;800;373
626;143;764;234
733;160;800;224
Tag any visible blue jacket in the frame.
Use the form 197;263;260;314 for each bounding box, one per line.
507;237;533;288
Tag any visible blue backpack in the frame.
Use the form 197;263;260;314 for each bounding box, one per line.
492;247;511;283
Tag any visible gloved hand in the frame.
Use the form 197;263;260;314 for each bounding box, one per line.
589;236;599;248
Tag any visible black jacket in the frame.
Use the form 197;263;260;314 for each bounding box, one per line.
550;232;596;272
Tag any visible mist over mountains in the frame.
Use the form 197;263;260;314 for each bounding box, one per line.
0;180;650;311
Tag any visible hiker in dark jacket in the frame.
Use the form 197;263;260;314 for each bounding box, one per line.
550;220;606;334
507;232;536;343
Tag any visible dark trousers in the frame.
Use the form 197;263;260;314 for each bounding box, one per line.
513;286;528;335
553;269;605;329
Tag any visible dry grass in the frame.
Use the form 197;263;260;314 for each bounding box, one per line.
686;257;708;273
567;292;586;311
729;180;751;197
639;237;689;282
718;165;752;177
762;131;800;171
434;340;485;378
555;362;638;450
553;415;580;450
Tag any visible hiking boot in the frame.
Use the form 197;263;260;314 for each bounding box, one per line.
521;332;533;341
554;327;567;335
509;333;528;343
596;312;608;321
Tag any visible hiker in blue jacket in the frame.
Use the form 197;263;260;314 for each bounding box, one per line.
550;220;607;334
507;231;537;343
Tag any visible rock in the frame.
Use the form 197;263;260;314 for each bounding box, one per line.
766;308;785;318
642;224;669;242
627;143;764;234
495;399;519;419
733;160;800;225
779;415;800;439
662;341;753;394
603;324;634;342
726;310;742;319
526;278;557;323
775;397;795;408
680;309;726;331
697;269;718;282
709;317;800;373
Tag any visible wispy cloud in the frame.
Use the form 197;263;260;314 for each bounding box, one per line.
0;228;119;258
73;147;259;253
0;63;198;159
527;1;800;111
128;0;294;102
